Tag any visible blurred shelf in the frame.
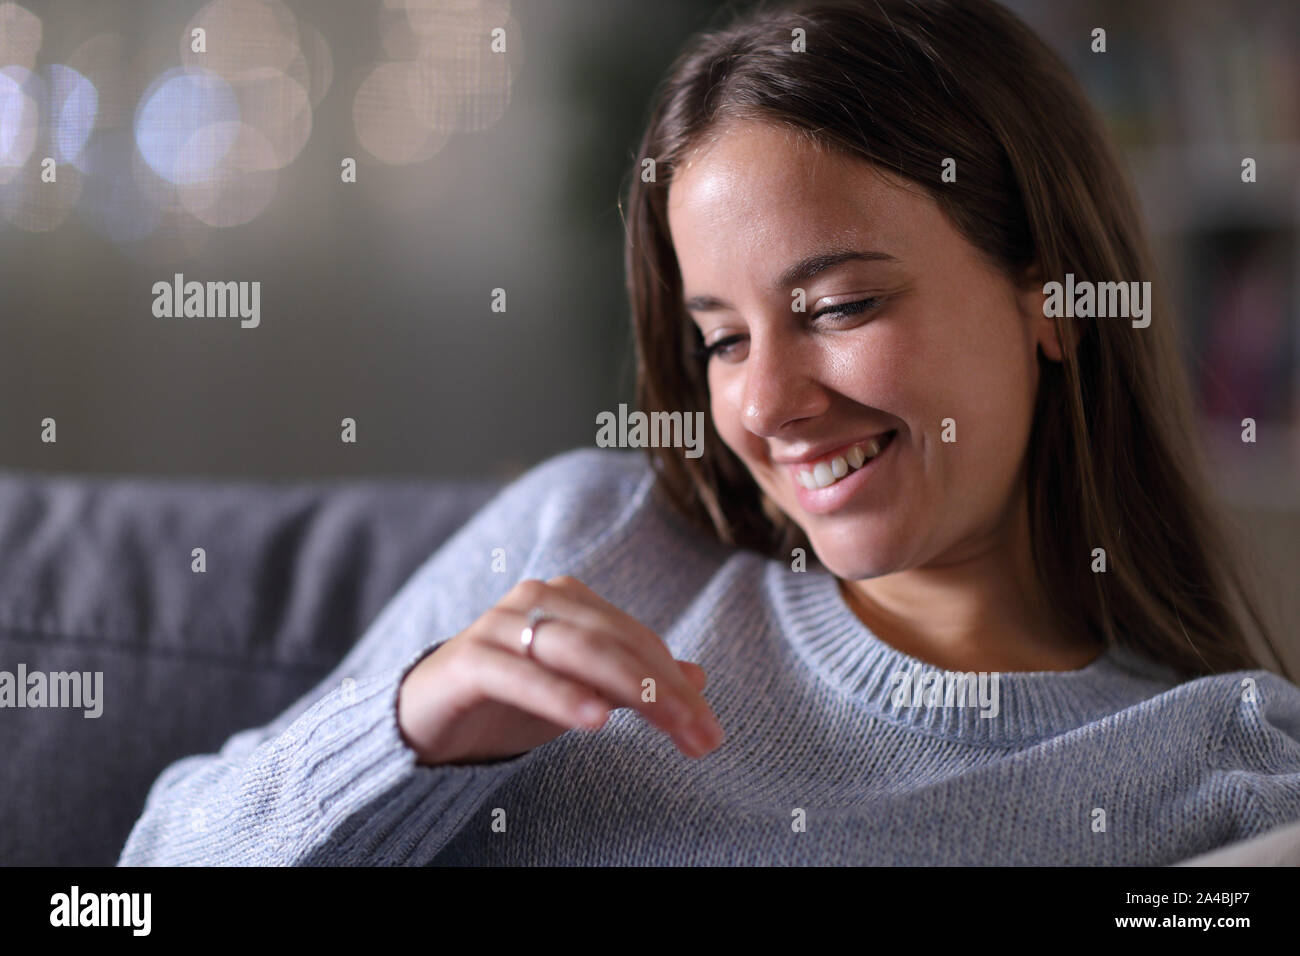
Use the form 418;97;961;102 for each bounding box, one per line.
1203;416;1300;510
1125;142;1300;233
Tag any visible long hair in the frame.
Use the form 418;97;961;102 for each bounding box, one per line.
621;0;1289;680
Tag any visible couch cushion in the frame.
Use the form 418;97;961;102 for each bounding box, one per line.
0;470;500;865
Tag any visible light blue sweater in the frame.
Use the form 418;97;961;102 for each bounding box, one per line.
117;448;1300;865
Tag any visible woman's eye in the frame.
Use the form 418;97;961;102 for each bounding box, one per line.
693;297;885;363
812;296;884;321
695;334;746;362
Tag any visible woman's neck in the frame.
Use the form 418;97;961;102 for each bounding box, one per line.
837;489;1103;673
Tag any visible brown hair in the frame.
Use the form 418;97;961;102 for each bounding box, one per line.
621;0;1289;680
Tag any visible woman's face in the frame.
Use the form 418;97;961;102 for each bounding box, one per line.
667;121;1058;581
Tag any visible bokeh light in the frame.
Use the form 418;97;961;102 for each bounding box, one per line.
294;20;334;108
66;34;132;134
0;0;519;241
0;2;41;72
360;0;521;164
47;64;98;165
181;0;301;77
0;65;39;184
228;67;312;171
177;122;279;227
135;69;240;186
354;60;451;165
0;59;91;232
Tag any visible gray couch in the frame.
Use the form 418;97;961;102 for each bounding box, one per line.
1;468;1297;866
0;469;500;865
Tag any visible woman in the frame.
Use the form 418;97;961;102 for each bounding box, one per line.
119;0;1300;866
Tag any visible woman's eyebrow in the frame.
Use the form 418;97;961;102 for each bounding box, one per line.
683;248;899;312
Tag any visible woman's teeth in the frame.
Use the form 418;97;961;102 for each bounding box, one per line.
796;436;886;489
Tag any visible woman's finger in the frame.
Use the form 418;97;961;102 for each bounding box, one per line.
502;577;716;727
467;642;615;731
481;605;720;753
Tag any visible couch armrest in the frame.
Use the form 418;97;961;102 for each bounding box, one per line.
0;469;501;865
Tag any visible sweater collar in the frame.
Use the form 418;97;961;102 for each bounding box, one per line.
767;560;1181;747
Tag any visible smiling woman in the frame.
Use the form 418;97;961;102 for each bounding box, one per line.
663;122;1091;672
628;0;1285;681
118;0;1300;869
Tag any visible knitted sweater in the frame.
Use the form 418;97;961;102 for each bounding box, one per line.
117;448;1300;866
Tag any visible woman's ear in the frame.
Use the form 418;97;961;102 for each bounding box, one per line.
1016;261;1077;363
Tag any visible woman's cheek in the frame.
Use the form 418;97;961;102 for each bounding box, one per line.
831;340;907;414
709;387;745;450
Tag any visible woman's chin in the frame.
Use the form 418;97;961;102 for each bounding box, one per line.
805;542;899;582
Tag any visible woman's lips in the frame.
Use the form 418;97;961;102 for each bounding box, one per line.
787;430;896;486
787;429;898;514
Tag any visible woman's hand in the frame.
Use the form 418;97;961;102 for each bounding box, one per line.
397;575;725;766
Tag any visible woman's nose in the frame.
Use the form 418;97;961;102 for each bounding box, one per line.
740;333;827;436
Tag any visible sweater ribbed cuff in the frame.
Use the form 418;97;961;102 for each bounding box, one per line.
293;640;539;864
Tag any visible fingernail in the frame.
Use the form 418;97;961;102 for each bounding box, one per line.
695;713;724;747
702;712;722;743
683;725;712;755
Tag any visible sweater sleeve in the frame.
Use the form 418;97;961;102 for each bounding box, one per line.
116;448;655;866
1217;671;1300;836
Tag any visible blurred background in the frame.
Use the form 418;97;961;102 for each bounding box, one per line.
1;0;1298;646
2;0;1297;483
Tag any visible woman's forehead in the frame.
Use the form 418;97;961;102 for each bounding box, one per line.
667;125;927;239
